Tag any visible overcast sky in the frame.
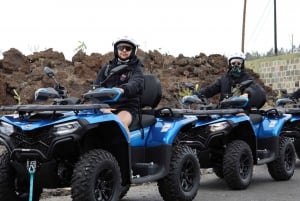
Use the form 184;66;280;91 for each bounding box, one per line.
0;0;299;60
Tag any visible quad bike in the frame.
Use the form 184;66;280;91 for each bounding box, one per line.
177;80;297;190
0;66;201;201
274;89;300;160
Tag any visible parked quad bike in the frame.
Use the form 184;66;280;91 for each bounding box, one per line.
177;80;297;190
274;89;300;160
0;67;201;201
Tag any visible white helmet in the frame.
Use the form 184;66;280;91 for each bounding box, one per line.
112;36;138;59
227;52;246;65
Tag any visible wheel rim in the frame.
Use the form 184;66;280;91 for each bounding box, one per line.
239;153;251;179
94;169;114;201
180;158;196;192
284;145;294;171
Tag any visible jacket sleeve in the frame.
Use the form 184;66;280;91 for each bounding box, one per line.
291;88;300;99
194;77;222;98
244;82;266;109
119;62;144;98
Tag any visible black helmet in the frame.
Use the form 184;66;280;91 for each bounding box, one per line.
112;36;138;60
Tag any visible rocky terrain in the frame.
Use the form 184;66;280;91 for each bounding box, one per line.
0;48;272;110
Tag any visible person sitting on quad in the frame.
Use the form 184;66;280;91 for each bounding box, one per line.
94;36;144;137
290;88;300;100
193;52;266;110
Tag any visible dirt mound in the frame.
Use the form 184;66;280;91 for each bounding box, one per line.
0;48;272;108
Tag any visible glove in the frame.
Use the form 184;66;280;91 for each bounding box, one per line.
182;95;201;105
220;96;248;109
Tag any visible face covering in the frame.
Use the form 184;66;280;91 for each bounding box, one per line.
117;58;130;64
230;66;242;78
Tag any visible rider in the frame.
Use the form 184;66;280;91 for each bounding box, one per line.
290;88;300;100
192;52;266;110
94;36;144;137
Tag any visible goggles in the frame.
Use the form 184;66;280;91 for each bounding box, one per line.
117;45;132;52
230;62;242;66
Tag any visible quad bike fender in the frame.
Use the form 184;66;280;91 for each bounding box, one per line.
84;113;130;141
256;114;292;138
290;115;300;123
145;116;197;146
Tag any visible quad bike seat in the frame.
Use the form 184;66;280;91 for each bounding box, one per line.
249;113;263;124
129;74;162;131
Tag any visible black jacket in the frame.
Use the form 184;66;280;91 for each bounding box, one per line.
291;88;300;99
194;69;266;109
94;56;144;113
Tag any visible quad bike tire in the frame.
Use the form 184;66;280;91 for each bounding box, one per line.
267;137;296;180
120;184;130;199
213;166;224;179
294;139;300;159
71;149;122;201
223;140;253;190
158;145;200;201
0;152;42;201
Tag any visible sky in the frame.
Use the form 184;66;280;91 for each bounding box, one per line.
0;0;299;60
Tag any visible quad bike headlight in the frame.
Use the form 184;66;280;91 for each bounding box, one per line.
53;121;81;135
0;121;14;136
209;121;230;132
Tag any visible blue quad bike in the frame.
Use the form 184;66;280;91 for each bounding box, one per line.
177;85;297;190
0;67;201;201
275;93;300;159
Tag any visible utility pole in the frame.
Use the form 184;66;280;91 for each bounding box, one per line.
274;0;278;55
241;0;247;53
292;34;294;53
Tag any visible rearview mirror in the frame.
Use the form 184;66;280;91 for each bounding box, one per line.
44;66;55;78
